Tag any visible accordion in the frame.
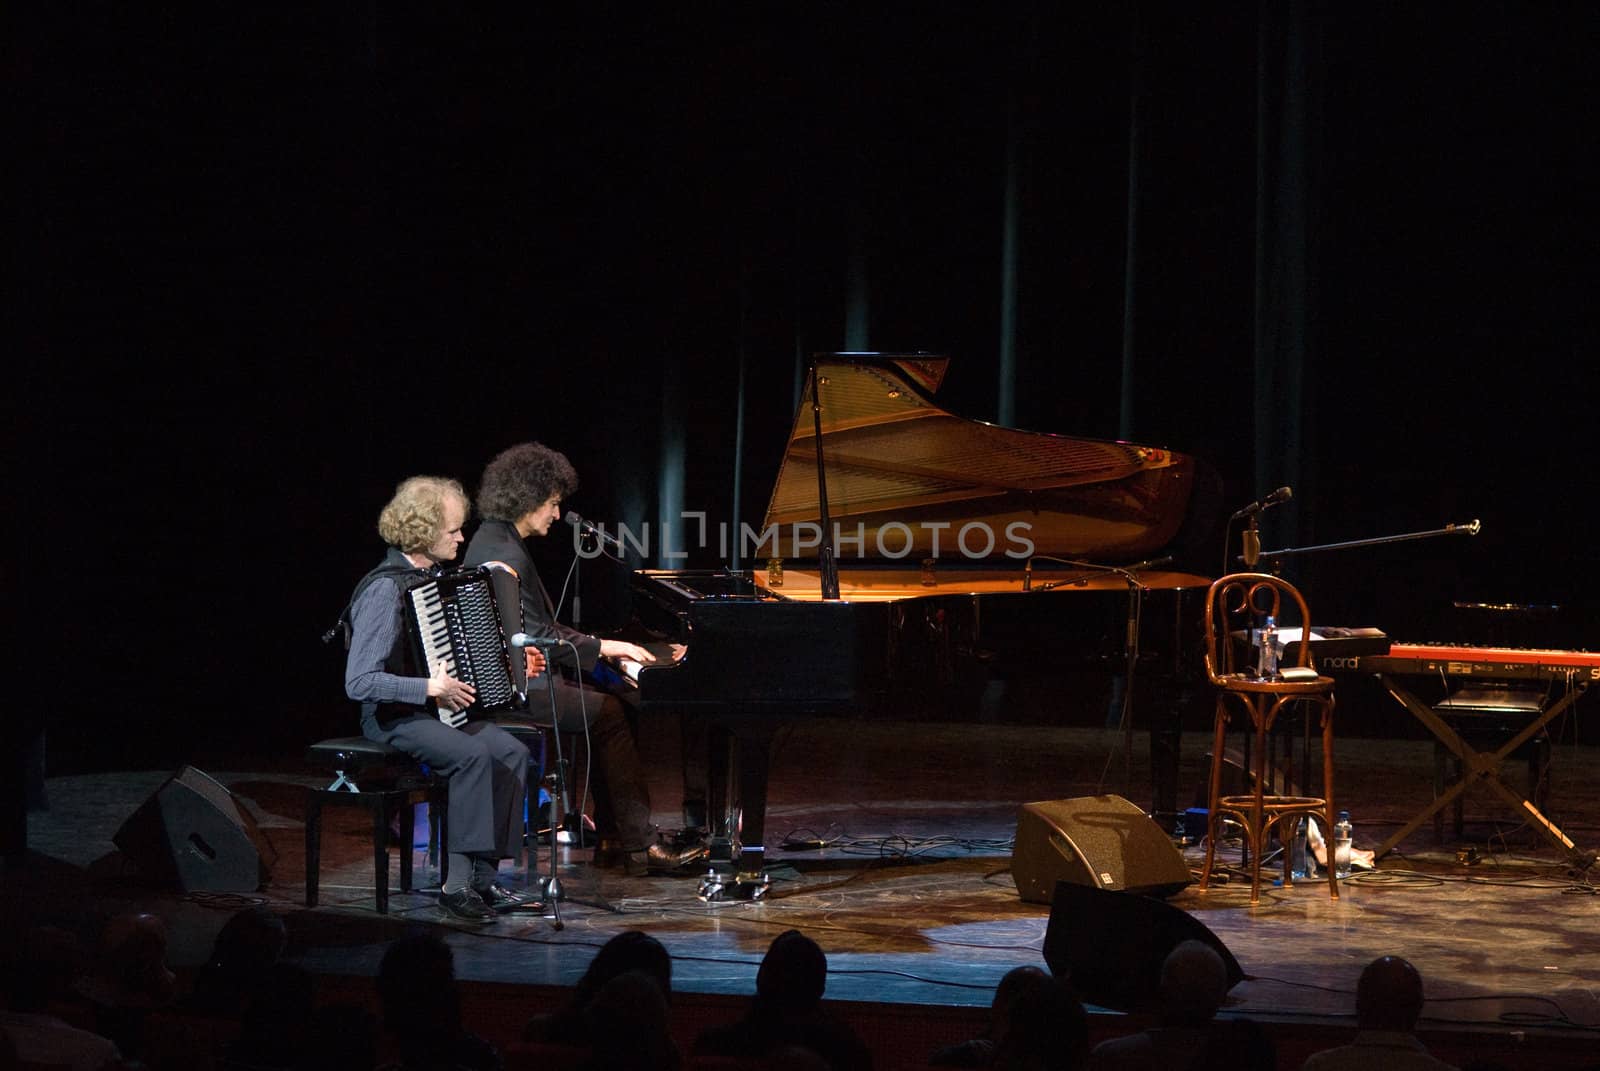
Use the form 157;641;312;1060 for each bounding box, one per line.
404;562;526;727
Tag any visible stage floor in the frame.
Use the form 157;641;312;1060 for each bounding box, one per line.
11;718;1600;1067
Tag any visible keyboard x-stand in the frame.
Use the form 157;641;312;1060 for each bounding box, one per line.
1363;644;1598;865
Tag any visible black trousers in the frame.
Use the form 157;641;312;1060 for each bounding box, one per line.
527;675;654;851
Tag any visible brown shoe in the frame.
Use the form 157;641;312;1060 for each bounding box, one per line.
625;842;710;876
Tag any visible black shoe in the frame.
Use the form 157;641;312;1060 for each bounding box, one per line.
438;888;497;924
474;881;540;912
626;842;711;876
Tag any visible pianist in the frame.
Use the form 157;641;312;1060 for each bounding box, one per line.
343;475;534;924
466;442;705;876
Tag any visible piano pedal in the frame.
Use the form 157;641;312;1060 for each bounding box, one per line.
697;866;770;903
663;825;709;850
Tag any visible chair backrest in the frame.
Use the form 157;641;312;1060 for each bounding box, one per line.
1203;573;1317;684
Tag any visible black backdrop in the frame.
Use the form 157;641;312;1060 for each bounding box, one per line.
12;4;1596;771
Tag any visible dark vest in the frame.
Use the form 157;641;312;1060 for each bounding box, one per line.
345;551;436;725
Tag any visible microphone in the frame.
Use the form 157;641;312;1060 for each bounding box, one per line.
510;632;563;649
1230;486;1293;521
565;511;623;551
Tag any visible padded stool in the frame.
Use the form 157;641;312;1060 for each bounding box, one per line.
304;736;447;914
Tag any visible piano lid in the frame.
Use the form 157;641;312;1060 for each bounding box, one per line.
761;354;1198;561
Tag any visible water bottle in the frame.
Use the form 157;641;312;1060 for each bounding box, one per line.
1334;810;1353;879
1258;615;1279;678
1289;816;1309;879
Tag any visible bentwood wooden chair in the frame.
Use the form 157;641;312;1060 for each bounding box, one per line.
1198;573;1340;905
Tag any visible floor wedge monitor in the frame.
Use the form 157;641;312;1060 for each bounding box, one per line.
114;766;272;892
1013;794;1191;903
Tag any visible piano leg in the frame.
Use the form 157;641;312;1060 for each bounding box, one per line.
1138;676;1201;832
700;719;775;902
1150;723;1181;828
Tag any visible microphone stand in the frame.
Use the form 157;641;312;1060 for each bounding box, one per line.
809;362;841;600
531;642;618;929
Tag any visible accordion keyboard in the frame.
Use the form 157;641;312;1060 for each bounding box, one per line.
407;570;519;726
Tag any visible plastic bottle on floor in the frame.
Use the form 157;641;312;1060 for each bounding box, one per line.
1289;816;1309;879
1334;810;1353;879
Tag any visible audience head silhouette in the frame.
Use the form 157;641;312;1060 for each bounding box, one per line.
693;929;870;1071
573;930;673;1008
209;906;288;977
377;928;460;1041
990;965;1048;1038
1158;939;1228;1028
86;910;177;1008
993;968;1087;1071
582;968;680;1071
1297;956;1442;1071
192;905;288;1013
1355;955;1426;1031
756;930;828;1010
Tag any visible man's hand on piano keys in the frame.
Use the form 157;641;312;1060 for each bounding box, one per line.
524;648;548;679
600;639;685;685
599;638;660;665
426;666;476;714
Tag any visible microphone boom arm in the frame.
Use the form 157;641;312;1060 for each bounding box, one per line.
1252;519;1481;564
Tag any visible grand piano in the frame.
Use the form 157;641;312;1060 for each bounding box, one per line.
622;353;1216;898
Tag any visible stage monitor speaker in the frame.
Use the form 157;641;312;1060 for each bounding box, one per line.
1012;794;1191;903
1044;880;1246;1012
113;766;272;892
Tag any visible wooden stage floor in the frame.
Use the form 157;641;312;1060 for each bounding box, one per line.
11;718;1600;1068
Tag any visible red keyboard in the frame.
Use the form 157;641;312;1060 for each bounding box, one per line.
1370;644;1600;681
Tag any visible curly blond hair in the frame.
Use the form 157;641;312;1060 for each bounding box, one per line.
377;476;470;553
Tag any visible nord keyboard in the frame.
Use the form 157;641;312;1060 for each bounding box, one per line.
1280;626;1390;675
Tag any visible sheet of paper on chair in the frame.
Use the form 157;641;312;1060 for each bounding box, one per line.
1273;627;1320;644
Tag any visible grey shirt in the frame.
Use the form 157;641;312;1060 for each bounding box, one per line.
344;572;430;709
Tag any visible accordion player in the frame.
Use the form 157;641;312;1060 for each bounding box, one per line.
404;561;527;727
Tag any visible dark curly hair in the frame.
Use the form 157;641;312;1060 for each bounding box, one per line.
477;442;579;522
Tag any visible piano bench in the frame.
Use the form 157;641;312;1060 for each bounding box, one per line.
303;737;447;915
1429;692;1552;843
